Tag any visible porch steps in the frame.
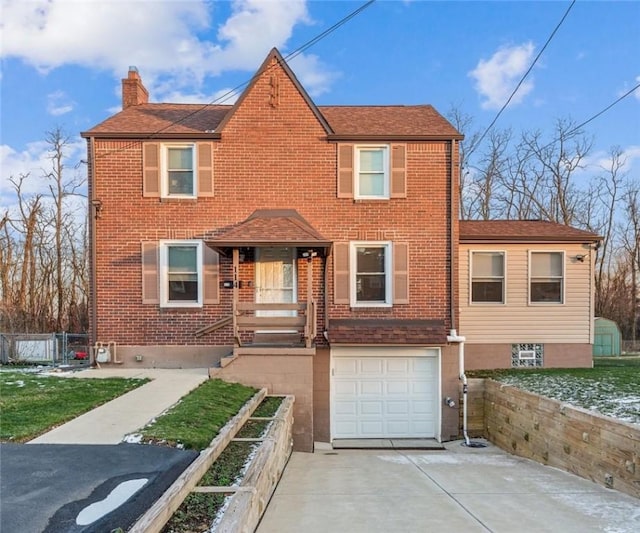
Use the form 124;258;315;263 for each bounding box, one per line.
252;333;303;346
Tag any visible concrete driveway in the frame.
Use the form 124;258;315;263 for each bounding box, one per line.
257;441;640;533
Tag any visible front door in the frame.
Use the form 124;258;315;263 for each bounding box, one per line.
255;247;297;318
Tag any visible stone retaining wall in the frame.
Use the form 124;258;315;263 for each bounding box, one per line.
465;378;639;499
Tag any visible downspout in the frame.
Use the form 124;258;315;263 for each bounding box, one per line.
446;137;470;445
88;137;98;364
449;138;457;335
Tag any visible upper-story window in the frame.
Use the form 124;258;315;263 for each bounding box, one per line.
164;145;195;197
143;142;214;199
471;251;505;304
337;143;406;199
530;251;564;304
355;146;389;199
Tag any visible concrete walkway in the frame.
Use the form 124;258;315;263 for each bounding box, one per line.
258;441;640;533
29;368;209;444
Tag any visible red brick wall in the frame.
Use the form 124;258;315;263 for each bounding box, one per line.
91;58;456;348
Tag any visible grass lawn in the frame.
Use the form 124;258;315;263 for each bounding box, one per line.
468;356;640;424
161;393;284;532
136;379;258;450
0;371;148;442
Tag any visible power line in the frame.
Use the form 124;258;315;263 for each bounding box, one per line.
564;82;640;138
467;0;576;160
538;81;640;152
93;0;377;161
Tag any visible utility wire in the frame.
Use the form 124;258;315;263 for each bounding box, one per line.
558;82;640;142
467;0;576;160
93;0;377;162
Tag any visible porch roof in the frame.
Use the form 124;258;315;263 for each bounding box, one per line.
327;319;448;345
205;209;331;249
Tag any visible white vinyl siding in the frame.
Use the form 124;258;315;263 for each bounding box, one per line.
460;243;592;344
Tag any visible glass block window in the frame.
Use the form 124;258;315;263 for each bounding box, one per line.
511;343;543;368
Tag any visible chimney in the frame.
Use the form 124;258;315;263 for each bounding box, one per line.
122;66;149;109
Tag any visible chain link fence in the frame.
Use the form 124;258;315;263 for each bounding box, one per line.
0;332;90;366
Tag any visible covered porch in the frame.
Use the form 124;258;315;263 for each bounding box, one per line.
199;209;330;353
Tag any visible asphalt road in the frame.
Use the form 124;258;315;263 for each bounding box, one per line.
0;443;198;532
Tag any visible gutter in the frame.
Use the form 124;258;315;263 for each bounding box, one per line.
449;138;457;334
88;137;98;362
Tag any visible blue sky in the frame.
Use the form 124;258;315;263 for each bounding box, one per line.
1;0;639;204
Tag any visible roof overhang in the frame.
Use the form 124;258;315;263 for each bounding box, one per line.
205;209;331;253
326;134;464;142
80;132;221;140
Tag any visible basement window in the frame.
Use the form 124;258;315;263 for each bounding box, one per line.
511;343;543;368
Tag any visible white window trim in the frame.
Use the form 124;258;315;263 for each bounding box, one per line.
159;240;203;307
350;241;392;307
469;250;507;305
161;143;197;199
354;145;390;200
528;250;565;305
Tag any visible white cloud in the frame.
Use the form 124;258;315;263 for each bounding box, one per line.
586;145;640;178
469;42;536;110
635;76;640;101
47;90;74;116
1;0;334;99
288;53;339;97
0;139;86;208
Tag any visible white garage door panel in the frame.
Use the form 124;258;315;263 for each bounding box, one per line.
332;352;439;439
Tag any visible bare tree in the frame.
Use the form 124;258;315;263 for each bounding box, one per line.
0;129;88;333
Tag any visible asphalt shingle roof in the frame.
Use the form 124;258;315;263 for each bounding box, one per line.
460;220;602;243
206;209;330;248
83;103;461;138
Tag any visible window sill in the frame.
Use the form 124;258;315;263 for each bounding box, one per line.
160;303;203;310
352;197;390;202
160;197;198;203
350;303;393;309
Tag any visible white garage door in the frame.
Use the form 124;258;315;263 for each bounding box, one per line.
331;348;440;439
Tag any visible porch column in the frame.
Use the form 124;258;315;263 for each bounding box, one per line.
306;254;313;348
232;248;240;346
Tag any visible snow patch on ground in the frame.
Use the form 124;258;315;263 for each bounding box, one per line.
553;492;640;532
122;433;143;444
499;374;640;424
76;478;148;526
4;380;25;387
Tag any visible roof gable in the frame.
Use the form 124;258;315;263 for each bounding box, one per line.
81;49;461;140
215;48;332;135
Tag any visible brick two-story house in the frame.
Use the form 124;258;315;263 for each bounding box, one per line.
83;48;517;452
83;49;602;451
